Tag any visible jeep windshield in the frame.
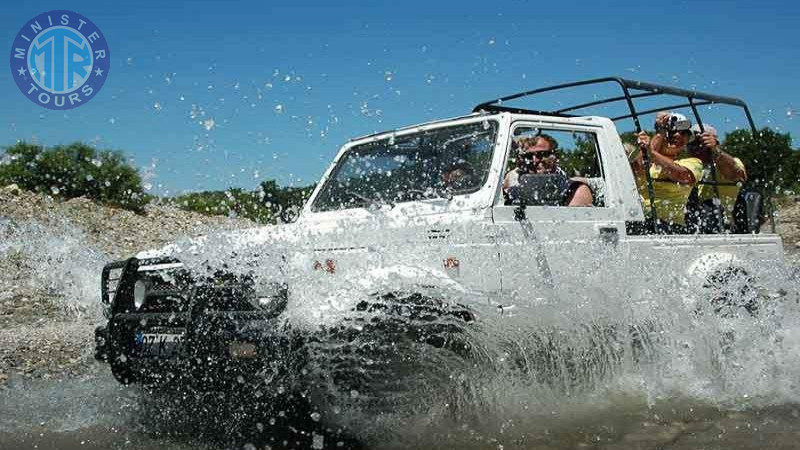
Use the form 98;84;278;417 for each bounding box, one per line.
311;120;498;212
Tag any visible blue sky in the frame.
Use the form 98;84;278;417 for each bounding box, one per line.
2;0;798;195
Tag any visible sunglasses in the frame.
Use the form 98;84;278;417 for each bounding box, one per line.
521;150;555;161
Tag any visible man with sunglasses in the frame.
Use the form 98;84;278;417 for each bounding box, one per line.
502;135;593;206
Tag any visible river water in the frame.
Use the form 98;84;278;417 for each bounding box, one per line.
1;221;800;449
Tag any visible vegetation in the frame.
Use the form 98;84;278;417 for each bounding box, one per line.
0;141;314;222
722;128;800;194
0;142;149;211
171;181;315;224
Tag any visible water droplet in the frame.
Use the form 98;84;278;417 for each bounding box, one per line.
50;186;60;195
202;118;215;131
310;412;321;422
312;433;324;450
274;104;284;114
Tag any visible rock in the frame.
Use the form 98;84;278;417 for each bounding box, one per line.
2;184;20;195
0;186;260;383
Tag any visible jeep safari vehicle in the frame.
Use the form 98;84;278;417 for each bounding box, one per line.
95;78;789;433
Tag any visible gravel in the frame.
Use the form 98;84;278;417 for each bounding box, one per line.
0;184;258;385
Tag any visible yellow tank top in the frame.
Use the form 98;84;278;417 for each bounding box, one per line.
697;157;745;223
636;157;703;226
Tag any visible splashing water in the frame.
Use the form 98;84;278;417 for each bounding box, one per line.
147;224;800;448
1;216;799;449
0;219;108;316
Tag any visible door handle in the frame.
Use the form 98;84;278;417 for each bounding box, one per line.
598;226;619;246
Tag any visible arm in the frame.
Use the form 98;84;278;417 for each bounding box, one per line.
713;151;746;182
567;183;593;207
502;171;512;191
648;150;697;184
701;133;746;182
636;131;696;185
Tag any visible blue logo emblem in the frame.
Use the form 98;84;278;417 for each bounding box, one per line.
134;332;144;347
10;10;110;110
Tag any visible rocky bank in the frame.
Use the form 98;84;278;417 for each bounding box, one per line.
0;184;258;385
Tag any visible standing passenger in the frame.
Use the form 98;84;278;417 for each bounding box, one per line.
630;112;704;232
687;124;747;230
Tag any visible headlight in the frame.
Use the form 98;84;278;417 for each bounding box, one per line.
250;279;287;314
133;280;147;310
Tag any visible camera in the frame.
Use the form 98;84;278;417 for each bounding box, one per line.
654;113;691;135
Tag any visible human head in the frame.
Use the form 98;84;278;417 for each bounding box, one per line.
518;134;559;174
442;162;473;188
655;111;692;156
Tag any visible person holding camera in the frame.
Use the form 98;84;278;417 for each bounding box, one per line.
687;124;747;228
629;111;704;231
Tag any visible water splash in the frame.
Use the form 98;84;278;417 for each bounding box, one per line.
0;219;108;316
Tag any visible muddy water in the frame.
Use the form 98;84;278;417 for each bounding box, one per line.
2;221;800;449
1;362;800;450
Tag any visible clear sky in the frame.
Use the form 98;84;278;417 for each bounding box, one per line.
2;0;798;195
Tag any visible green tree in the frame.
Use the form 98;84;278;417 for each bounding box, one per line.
721;128;800;194
0;141;148;211
172;181;315;224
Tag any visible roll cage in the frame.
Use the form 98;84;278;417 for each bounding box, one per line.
473;77;772;234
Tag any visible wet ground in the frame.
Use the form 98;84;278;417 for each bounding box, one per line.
2;365;800;450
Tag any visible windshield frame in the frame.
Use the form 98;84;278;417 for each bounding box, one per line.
305;115;502;214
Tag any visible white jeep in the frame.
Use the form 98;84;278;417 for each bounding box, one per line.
94;78;790;437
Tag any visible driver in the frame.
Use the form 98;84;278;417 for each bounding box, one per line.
441;162;474;190
503;135;593;206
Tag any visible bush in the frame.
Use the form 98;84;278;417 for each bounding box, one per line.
0;141;148;211
721;128;800;194
172;181;315;224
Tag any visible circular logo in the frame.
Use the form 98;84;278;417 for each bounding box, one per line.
9;10;110;110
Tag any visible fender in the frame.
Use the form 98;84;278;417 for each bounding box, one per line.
286;263;471;330
686;252;743;286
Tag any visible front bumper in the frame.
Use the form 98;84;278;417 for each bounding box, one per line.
96;257;295;389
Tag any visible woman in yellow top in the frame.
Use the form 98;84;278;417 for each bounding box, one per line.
629;112;704;231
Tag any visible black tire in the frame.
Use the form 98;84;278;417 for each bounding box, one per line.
704;266;760;317
304;292;476;439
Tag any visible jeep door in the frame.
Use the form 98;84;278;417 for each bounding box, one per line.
491;120;630;303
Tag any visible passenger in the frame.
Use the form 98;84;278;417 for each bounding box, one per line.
441;162;474;190
630;112;704;232
687;124;747;228
503;135;593;206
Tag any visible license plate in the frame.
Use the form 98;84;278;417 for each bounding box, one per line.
133;331;184;358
